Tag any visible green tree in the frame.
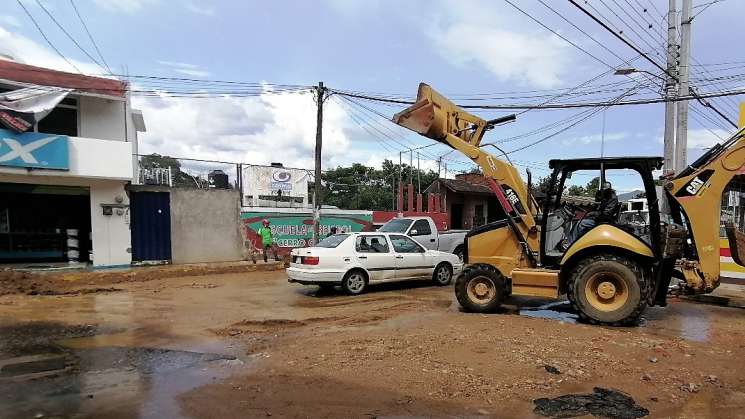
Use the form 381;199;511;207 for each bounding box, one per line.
320;160;439;211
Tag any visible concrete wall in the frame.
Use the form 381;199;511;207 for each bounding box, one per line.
169;188;243;264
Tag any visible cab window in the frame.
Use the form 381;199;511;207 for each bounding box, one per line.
410;219;431;236
356;235;390;253
390;235;425;253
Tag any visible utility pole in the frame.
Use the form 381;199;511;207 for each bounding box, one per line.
437;156;442;178
398;151;403;211
676;0;692;173
312;81;325;245
417;152;421;194
664;0;678;175
409;150;413;185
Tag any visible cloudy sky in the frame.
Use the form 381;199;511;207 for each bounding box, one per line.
1;0;743;191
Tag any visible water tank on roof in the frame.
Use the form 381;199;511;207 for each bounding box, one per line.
208;170;229;189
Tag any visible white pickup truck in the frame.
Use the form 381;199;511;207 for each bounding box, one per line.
379;216;468;260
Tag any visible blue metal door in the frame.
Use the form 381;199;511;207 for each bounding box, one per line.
131;192;171;261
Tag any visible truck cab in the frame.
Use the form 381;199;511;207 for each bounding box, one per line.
379;216;468;257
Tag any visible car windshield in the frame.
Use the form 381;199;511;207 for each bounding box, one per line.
316;234;349;248
379;218;413;233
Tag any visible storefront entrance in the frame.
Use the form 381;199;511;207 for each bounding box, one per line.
0;183;91;264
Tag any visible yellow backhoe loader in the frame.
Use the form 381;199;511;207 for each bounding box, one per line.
393;83;745;325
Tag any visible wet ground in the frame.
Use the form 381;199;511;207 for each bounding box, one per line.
1;271;745;418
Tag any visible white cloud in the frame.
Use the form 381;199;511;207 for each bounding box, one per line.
687;128;730;149
186;3;216;17
426;0;573;88
0;25;104;74
561;132;629;146
0;15;21;28
133;88;357;170
93;0;156;14
157;60;211;77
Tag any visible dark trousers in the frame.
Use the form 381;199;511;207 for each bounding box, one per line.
263;244;279;262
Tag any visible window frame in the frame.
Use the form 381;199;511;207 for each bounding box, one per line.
389;234;426;254
354;235;390;253
410;219;432;236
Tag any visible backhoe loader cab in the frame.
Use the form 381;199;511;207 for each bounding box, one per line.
392;82;743;325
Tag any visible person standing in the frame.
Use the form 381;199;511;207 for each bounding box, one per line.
258;219;279;262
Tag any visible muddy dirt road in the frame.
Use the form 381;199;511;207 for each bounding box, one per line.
1;271;745;418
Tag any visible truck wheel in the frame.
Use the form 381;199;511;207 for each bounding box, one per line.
455;264;504;313
567;254;648;325
432;263;453;286
341;270;368;295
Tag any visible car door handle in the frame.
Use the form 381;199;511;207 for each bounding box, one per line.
395;255;404;259
358;256;367;259
429;238;435;242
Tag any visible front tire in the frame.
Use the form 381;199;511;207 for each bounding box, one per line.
567;254;648;325
341;270;368;295
432;263;453;286
454;264;504;313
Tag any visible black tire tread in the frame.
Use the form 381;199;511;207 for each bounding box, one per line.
566;253;648;326
454;263;504;313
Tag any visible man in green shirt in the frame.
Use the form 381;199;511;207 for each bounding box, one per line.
258;219;279;263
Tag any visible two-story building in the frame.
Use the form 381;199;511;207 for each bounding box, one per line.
0;59;145;267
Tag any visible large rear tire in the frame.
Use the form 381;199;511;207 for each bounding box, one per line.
567;254;648;325
454;264;504;313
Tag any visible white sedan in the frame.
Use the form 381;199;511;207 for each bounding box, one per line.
287;232;463;295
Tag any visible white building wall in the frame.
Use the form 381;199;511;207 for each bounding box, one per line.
78;96;126;141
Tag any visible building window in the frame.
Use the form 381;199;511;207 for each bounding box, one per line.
0;86;78;136
37;97;78;137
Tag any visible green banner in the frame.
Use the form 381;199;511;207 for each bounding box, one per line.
241;212;373;249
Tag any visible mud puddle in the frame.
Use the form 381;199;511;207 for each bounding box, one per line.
514;300;580;324
0;322;243;419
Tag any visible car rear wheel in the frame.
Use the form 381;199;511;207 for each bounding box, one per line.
432;263;453;286
341;270;368;295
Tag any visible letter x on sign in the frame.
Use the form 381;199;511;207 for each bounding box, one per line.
0;137;59;164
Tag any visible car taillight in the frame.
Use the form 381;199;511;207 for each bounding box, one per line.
303;256;320;265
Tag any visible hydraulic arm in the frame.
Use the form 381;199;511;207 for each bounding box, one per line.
666;126;745;292
393;83;539;262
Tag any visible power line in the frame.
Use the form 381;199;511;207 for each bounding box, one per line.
34;0;106;73
567;0;738;129
69;0;112;74
16;0;82;74
505;83;645;154
334;87;745;110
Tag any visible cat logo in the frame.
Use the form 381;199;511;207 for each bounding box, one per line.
675;169;714;198
685;177;704;195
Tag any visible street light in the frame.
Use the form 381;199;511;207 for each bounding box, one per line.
613;68;666;81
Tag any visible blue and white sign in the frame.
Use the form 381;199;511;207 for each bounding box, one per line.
0;128;69;170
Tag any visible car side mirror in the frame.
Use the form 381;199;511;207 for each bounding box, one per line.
409;229;418;236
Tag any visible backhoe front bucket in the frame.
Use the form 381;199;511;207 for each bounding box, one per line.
392;83;487;146
724;222;745;267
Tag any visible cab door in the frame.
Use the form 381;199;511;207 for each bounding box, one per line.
409;219;437;250
390;234;434;280
354;235;395;282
